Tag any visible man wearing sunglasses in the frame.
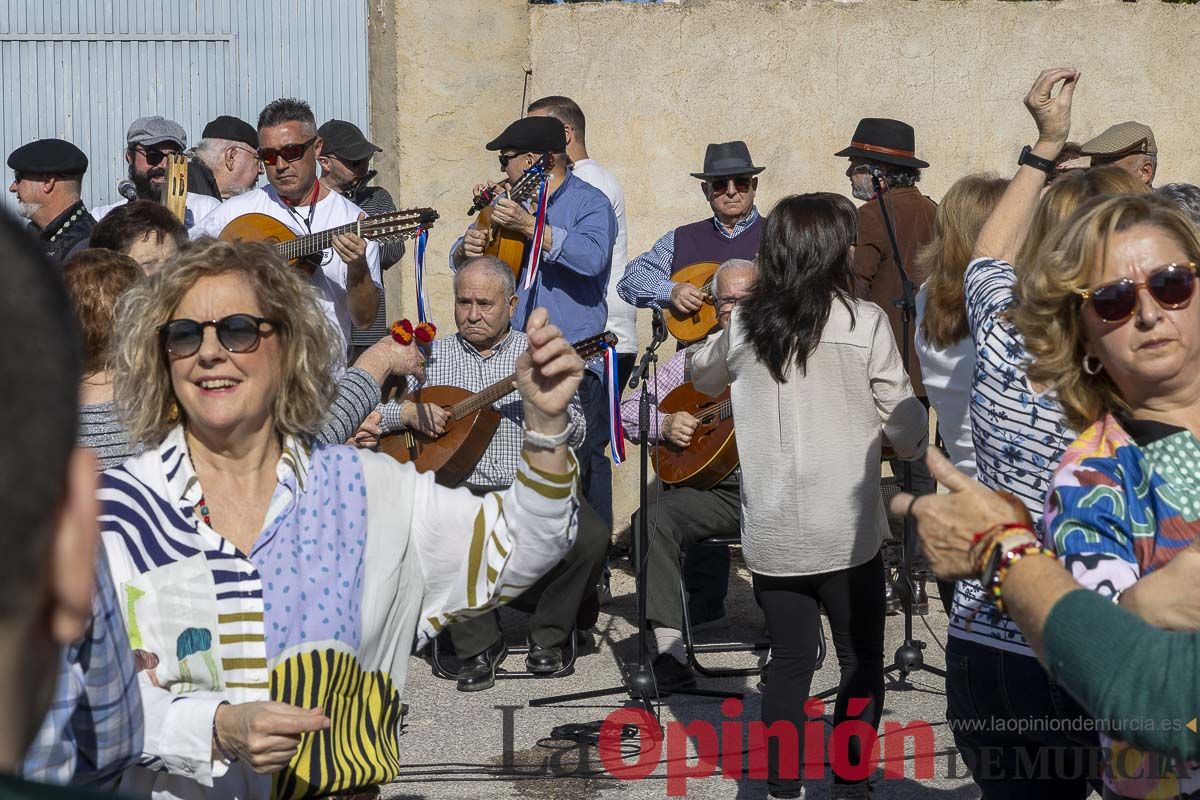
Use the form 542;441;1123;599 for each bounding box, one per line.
92;116;221;229
191;99;382;363
187;115;263;201
616;141;764;319
6;137;95;265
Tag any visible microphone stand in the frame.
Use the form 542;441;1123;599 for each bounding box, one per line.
816;172;943;699
530;309;738;714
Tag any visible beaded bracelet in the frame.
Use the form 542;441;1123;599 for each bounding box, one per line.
212;701;239;763
985;541;1057;615
970;524;1037;577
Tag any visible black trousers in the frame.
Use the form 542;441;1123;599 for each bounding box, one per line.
754;553;885;797
578;371;613;529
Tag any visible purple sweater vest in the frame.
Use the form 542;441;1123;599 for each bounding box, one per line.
669;214;764;271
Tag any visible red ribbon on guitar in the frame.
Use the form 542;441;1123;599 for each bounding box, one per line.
523;175;550;291
604;344;626;464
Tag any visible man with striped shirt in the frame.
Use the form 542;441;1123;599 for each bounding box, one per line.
317;119;406;359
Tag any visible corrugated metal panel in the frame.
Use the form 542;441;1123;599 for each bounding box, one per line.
0;0;370;215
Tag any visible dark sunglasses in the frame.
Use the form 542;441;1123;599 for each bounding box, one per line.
133;146;181;166
159;314;277;357
257;137;317;166
498;152;527;170
1075;262;1199;323
708;176;753;194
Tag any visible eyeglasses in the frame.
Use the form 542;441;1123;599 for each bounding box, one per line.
257;137;317;166
133;146;182;166
159;314;277;357
229;145;260;160
708;176;753;194
1074;262;1198;323
714;294;747;311
498;152;527;170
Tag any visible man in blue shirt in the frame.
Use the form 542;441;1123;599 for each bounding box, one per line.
451;116;618;528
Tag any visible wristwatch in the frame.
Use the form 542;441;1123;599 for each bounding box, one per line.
1018;145;1056;175
523;423;572;449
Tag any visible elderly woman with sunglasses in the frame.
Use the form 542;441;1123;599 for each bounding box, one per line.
1010;193;1200;799
99;239;583;800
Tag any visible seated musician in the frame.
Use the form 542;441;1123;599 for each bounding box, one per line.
449;115;618;530
191;98;381;361
622;258;756;691
377;255;609;692
616;141;764;319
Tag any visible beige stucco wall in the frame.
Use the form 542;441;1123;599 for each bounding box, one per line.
372;0;1200;530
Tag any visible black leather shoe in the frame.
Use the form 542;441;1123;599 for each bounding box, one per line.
456;640;507;692
525;641;563;675
651;653;696;694
884;578;901;616
913;578;929;616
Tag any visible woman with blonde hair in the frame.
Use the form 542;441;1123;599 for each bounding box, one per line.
99;238;584;799
1016;193;1200;799
913;173;1008;476
943;67;1147;799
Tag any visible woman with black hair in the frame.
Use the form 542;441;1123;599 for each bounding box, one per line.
691;193;928;800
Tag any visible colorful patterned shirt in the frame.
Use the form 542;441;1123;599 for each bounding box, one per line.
1047;413;1200;798
99;425;579;799
952;258;1075;654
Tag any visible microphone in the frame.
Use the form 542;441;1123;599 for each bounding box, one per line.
651;307;667;344
117;180;138;201
868;165;887;180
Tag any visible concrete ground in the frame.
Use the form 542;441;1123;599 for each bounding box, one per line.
384;555;981;800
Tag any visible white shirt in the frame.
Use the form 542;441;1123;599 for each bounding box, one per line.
914;286;977;477
571;159;636;354
190;185;382;357
92;192;221;231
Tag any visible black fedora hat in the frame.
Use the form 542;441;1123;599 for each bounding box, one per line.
835;118;929;169
690;141;765;180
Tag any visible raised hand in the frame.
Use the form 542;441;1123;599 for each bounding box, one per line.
516;308;583;435
1023;67;1079;150
213;700;330;774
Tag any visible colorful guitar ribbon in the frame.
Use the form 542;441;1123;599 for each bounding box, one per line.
523;171;550;291
604;344;626;465
414;227;431;324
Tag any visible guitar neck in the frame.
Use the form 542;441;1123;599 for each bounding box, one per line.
276;220;362;262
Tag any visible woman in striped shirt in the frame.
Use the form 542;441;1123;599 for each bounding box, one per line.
100;239;583;800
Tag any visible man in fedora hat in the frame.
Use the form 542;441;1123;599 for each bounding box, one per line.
1080;120;1157;186
617;141;765;316
837;117;938;615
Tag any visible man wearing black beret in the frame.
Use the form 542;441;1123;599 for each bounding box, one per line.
6;138;95;265
188;115;262;200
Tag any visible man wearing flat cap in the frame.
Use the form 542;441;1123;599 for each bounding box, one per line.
318;119;404;359
188;115;262;200
7;138;95;265
451;115;617;531
1081;120;1157;187
837;117;938;614
92;115;221;229
617;141;765;316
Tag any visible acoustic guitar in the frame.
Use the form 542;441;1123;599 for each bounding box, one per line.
163;154;189;224
469;153;551;280
218;207;439;265
664;261;721;344
379;331;617;487
651;382;738;490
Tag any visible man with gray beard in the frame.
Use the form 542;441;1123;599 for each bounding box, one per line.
6;138;94;265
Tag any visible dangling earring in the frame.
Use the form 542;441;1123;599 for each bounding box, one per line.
1082;355;1103;376
167;400;180;423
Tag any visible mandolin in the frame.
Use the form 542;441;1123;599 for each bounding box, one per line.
163;154;189;224
664;261;721;344
379;331;617;487
469;154;551;280
651;382;738;489
218;207;439;265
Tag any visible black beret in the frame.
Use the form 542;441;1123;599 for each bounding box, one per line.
7;138;88;176
201;115;259;149
485;116;566;153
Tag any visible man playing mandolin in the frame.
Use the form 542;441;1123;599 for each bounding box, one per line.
377;255;610;692
620;258;756;691
191;98;381;361
451;115;618;530
617;141;765;331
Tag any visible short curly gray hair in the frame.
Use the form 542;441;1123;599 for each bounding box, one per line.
112;238;340;447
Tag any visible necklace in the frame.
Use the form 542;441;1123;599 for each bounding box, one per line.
195;494;212;527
